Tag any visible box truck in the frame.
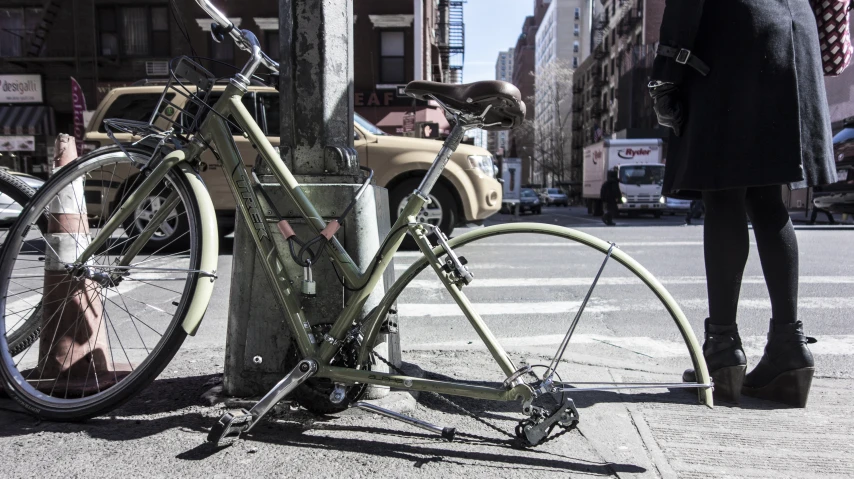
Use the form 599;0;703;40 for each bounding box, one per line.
582;139;665;217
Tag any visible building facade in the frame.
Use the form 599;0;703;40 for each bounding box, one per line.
508;0;551;187
0;0;459;175
487;48;514;157
533;0;593;186
570;0;666;185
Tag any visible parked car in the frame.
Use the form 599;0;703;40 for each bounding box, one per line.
813;119;854;215
0;169;44;225
519;188;542;215
84;85;502;247
542;188;569;207
664;196;692;215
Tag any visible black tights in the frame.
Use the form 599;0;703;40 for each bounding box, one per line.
702;185;798;326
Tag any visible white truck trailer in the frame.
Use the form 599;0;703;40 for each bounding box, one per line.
501;157;523;213
582;139;666;217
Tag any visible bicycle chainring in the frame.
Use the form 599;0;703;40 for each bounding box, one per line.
284;323;370;414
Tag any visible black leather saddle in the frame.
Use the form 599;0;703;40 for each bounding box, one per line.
404;80;526;131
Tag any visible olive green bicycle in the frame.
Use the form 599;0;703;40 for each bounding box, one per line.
0;0;711;447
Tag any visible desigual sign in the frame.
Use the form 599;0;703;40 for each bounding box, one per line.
0;75;43;103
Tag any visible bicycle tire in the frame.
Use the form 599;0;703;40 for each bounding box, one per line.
359;224;713;407
0;169;39;357
0;146;204;420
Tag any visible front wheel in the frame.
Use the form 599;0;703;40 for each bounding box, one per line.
0;147;206;420
119;178;192;252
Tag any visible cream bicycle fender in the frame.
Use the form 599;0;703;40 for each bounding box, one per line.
361;222;713;407
177;162;220;336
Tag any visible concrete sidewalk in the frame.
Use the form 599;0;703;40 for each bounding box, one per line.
1;346;852;478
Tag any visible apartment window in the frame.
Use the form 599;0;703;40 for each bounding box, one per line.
573;41;579;53
574;7;581;20
636;32;642;45
573;57;578;68
380;31;406;83
98;6;170;57
0;7;43;57
573;23;580;37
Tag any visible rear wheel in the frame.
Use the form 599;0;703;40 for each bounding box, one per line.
0;147;204;420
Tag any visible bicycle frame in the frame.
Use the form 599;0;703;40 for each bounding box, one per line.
73;81;536;404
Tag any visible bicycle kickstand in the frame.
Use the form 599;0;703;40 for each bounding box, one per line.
207;359;318;446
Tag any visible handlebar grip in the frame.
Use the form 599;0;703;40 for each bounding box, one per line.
210;22;233;43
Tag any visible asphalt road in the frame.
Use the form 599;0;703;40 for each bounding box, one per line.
1;206;852;478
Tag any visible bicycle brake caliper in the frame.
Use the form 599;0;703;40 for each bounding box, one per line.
433;228;473;285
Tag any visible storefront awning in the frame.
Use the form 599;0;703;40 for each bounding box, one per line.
375;106;450;134
0;105;55;136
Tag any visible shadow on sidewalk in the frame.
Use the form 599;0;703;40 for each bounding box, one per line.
0;373;218;440
178;422;646;475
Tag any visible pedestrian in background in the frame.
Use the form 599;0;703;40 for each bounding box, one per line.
600;168;621;226
685;199;704;225
648;0;838;407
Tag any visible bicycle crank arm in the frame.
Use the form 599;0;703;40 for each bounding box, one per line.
207;359;317;446
352;401;456;442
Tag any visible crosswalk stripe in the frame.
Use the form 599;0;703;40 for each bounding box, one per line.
396;297;853;318
391;241;708;258
396;276;854;288
405;333;854;357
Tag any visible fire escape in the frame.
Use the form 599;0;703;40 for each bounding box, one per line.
437;0;466;83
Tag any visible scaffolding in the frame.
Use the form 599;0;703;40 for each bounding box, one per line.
438;0;466;83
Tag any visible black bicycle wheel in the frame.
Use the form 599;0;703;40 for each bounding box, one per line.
0;146;204;420
0;169;39;356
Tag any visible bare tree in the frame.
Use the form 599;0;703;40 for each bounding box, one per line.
530;60;575;187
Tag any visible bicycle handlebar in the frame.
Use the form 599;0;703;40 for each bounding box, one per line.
195;0;279;76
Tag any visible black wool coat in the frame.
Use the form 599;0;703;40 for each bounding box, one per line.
652;0;838;198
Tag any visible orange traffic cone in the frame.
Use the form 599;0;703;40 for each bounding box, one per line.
32;134;129;397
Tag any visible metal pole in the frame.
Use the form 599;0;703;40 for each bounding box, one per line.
224;0;396;397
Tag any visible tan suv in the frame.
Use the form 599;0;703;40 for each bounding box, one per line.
85;85;501;246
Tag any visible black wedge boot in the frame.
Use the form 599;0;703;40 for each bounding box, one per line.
682;319;747;403
742;320;816;408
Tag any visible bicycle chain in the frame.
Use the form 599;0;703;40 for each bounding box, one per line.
371;351;576;448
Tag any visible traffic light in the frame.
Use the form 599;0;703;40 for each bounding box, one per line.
416;121;439;139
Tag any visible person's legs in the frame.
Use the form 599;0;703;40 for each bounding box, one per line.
742;185;814;407
702;188;750;325
744;185;798;324
683;188;750;401
824;209;836;224
808;207;818;224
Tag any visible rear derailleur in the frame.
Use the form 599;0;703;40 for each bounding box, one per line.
516;396;580;447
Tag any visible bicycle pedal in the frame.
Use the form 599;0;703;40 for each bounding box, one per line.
208;409;254;446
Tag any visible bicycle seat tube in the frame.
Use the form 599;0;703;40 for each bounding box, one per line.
416;122;466;199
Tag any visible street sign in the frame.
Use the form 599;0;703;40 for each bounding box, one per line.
403;111;416;133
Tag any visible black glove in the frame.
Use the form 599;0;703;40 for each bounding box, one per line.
648;82;686;137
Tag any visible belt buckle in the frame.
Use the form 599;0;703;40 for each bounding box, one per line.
675;48;692;64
